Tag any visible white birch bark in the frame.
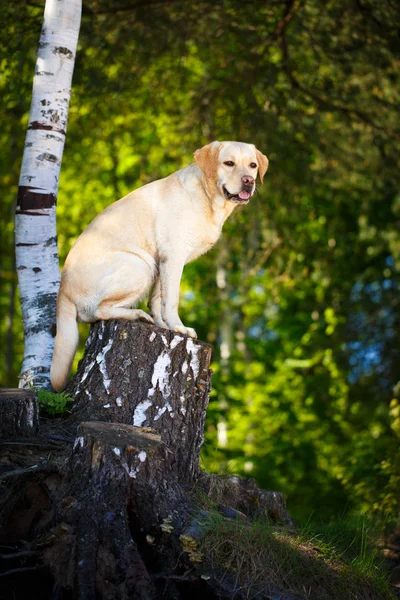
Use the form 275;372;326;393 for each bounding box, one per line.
16;0;81;389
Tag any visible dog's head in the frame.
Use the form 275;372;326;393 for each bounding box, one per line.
194;141;268;205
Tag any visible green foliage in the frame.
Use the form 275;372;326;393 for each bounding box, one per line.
37;389;73;415
1;0;400;524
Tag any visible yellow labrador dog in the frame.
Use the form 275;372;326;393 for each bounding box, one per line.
50;141;268;391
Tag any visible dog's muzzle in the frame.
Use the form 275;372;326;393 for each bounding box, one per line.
223;185;254;204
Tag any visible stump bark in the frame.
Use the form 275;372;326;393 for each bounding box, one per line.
66;320;212;483
0;321;293;600
0;389;39;439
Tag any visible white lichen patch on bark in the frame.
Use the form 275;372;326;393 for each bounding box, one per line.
149;352;172;398
186;339;200;378
115;397;123;407
26;398;36;427
73;436;85;450
153;406;167;421
130;332;204;429
149;332;156;342
179;394;187;416
96;337;113;393
74;361;95;396
81;360;96;383
113;453;144;479
153;403;173;421
170;336;183;350
133;399;153;427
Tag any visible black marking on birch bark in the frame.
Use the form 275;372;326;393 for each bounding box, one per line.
40;109;62;124
45;133;63;142
35;70;54;76
17;186;56;210
28;121;66;135
25;309;57;336
36;152;60;165
33;267;42;273
53;46;74;59
19;367;52;388
38;41;49;49
21;174;36;183
18;265;28;270
16;242;37;247
22;365;50;374
27;292;57;312
40;99;51;106
26;321;56;336
16;210;51;217
45;236;58;246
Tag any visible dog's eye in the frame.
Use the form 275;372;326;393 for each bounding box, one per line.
250;162;257;169
224;161;235;167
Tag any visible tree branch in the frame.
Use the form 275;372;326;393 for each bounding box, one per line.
0;565;46;578
280;30;400;140
0;440;61;449
0;461;50;481
272;0;304;40
0;550;40;560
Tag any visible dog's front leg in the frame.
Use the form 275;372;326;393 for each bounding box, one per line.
159;258;197;338
148;276;168;328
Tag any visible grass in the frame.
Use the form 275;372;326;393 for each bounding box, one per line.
200;511;396;600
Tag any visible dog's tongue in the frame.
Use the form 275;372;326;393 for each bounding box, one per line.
239;190;251;200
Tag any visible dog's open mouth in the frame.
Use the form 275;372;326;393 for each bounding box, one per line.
223;186;252;203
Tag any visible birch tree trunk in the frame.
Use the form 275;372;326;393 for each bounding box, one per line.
15;0;81;390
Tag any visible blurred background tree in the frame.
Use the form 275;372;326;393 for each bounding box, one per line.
1;0;399;525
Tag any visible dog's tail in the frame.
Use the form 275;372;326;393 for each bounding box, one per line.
50;292;79;392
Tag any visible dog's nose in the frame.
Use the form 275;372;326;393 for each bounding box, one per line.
242;175;254;186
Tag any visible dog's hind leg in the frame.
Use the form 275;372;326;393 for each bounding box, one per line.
90;252;155;323
95;304;154;323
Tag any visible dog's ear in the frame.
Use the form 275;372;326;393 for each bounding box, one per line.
255;148;269;183
194;141;222;179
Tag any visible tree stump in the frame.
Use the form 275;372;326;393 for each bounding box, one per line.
0;389;39;439
0;321;293;600
66;320;212;482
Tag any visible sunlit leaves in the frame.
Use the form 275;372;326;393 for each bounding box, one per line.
1;0;400;523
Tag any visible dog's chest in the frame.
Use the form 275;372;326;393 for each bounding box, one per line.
184;222;221;263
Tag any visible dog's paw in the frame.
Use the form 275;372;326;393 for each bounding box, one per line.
174;325;198;338
152;316;169;329
134;309;154;324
